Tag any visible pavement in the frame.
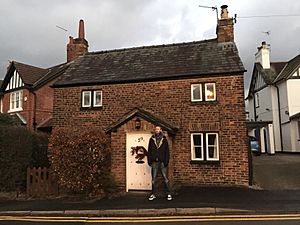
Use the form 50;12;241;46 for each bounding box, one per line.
1;186;300;217
1;153;300;218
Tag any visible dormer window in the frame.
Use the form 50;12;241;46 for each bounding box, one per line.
9;90;23;112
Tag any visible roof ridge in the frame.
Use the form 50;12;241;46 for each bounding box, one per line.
13;61;47;71
88;38;217;56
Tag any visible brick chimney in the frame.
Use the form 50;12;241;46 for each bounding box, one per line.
255;41;271;69
67;19;89;62
217;5;234;43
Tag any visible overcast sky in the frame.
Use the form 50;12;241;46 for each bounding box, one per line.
0;0;300;91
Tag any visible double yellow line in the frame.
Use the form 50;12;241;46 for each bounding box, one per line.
1;214;300;223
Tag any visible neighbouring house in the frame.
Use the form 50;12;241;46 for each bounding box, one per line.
246;42;300;153
52;5;249;191
0;20;88;132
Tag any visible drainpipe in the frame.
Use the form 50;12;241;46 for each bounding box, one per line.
32;91;37;131
253;93;257;121
275;84;283;152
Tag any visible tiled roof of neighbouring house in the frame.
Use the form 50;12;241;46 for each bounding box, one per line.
0;61;69;92
274;54;300;82
13;61;49;85
53;38;245;87
254;62;287;85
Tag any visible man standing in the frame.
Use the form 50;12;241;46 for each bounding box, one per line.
147;126;172;201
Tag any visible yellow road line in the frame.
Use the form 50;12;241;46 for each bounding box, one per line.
1;214;300;223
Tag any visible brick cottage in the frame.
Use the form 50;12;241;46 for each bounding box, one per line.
52;5;249;191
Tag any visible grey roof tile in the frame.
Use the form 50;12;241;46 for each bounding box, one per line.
54;39;245;87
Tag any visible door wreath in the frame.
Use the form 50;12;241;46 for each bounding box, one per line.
131;146;148;164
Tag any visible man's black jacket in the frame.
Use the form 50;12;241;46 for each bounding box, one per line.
147;135;169;167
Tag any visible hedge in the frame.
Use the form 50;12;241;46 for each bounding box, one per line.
48;127;114;196
0;113;49;192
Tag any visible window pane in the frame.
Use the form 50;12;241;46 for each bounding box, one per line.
192;84;201;101
205;83;215;100
193;134;202;146
208;146;217;159
82;91;91;107
19;91;22;108
16;93;19;108
207;134;217;146
10;93;15;109
94;91;102;106
194;147;202;159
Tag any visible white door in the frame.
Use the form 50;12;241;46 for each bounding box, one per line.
126;132;152;191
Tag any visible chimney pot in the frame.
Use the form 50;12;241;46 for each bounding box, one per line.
69;36;74;44
78;19;85;39
220;5;229;19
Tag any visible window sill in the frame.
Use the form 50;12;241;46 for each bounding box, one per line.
8;108;23;113
190;160;220;165
191;101;217;106
80;106;103;111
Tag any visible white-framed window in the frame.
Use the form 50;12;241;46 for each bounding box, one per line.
191;133;204;160
191;84;202;102
82;91;92;107
255;93;260;108
205;83;216;101
191;132;219;161
206;133;219;161
9;90;23;112
93;90;102;107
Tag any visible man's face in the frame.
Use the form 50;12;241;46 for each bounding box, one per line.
155;126;162;135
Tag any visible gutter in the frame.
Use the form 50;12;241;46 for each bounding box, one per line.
51;70;247;88
275;84;283;152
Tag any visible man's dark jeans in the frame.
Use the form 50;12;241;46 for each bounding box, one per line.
151;162;171;195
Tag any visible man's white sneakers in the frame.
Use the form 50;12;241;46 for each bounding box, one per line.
148;194;173;201
148;194;156;201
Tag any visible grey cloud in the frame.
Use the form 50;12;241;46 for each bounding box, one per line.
0;0;299;97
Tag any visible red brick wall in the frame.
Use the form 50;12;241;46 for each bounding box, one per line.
34;80;56;125
53;75;249;188
1;79;56;130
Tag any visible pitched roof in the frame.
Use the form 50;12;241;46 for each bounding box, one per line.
246;61;287;99
32;63;69;89
105;108;179;134
0;61;69;92
256;62;286;84
54;39;245;87
274;54;300;82
37;116;52;129
13;61;48;85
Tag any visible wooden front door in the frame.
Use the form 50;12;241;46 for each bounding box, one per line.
126;132;152;191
